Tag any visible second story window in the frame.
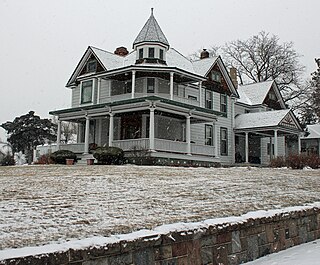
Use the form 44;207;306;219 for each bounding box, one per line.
205;90;213;109
81;80;93;104
139;48;144;59
211;71;221;83
87;60;97;73
147;78;155;93
159;49;164;60
220;94;227;113
148;47;155;58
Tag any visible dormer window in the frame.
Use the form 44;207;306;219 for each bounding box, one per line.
139;48;144;59
159;49;164;60
148;47;155;58
87;59;97;73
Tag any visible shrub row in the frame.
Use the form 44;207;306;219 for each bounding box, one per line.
270;154;320;169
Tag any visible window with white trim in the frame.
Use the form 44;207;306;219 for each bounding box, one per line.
138;48;144;59
220;127;228;156
205;124;213;146
81;80;93;104
205;90;213;109
220;94;227;113
148;47;155;58
147;78;155;93
159;49;164;60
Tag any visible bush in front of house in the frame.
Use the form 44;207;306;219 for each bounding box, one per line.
0;153;15;166
34;154;55;164
270;156;287;168
50;150;77;164
304;154;320;169
93;146;124;165
271;154;320;169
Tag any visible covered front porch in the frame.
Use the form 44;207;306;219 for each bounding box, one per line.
234;109;303;165
52;96;220;161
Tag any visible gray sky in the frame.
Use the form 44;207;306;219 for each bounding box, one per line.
1;0;319;140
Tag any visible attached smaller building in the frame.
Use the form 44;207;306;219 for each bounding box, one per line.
301;124;320;156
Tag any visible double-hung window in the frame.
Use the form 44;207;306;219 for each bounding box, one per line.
87;60;97;73
138;48;144;59
220;127;228;156
147;78;155;93
159;49;164;60
220;94;227;113
205;90;213;109
205;124;213;146
81;80;93;104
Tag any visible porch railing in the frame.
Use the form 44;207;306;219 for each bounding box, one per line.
59;143;85;153
113;138;149;151
191;144;215;156
154;138;187;154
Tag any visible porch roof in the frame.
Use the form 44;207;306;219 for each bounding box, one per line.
49;96;222;121
234;109;302;135
301;124;320;139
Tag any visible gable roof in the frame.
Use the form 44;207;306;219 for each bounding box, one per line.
237;80;285;108
133;9;169;48
235;109;302;132
302;124;320;139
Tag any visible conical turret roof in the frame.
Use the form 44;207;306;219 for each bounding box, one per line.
133;8;169;48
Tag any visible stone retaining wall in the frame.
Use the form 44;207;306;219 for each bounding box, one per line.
1;205;320;265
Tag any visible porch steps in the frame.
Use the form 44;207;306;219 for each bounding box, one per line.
76;154;95;165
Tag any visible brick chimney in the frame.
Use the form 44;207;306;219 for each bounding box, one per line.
229;67;238;89
114;46;129;56
200;49;209;59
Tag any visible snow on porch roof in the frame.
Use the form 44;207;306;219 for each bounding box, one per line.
235;109;291;130
302;124;320;139
237;80;274;105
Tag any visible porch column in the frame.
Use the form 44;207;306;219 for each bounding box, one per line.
131;70;136;99
245;132;249;163
274;129;278;158
298;134;301;154
96;118;102;146
199;82;203;107
97;78;101;104
108;113;114;147
214;123;219;157
170;72;174;100
149;107;155;151
186;115;191;155
84;115;90;154
57;119;61;150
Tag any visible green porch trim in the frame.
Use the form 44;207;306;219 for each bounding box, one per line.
49;96;226;117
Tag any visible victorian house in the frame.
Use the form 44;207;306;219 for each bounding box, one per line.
48;9;302;165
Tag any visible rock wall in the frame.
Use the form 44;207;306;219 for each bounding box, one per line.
1;205;320;265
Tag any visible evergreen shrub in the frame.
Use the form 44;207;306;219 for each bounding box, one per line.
93;147;124;165
0;153;15;166
50;150;77;164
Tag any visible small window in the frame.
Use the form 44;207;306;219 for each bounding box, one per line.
139;48;144;59
211;71;221;82
81;80;93;104
148;47;155;58
159;49;164;60
147;78;155;93
220;94;227;113
205;90;213;109
87;60;97;73
220;127;228;156
205;124;213;146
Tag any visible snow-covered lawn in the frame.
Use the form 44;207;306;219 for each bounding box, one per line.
245;239;320;265
0;165;319;250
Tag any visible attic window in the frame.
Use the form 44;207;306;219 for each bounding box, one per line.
139;48;144;59
87;60;97;73
148;47;155;58
211;71;221;83
159;49;164;60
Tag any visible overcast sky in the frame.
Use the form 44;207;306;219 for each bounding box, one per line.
1;0;319;141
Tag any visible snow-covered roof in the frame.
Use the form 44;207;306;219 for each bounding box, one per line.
166;48;195;73
192;57;218;76
133;9;169;48
237;80;274;105
302;124;320;139
91;47;124;70
235;109;291;129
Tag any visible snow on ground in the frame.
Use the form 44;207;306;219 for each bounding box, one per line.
0;165;319;250
245;239;320;265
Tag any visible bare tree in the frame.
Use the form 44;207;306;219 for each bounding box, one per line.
222;31;307;108
51;117;78;144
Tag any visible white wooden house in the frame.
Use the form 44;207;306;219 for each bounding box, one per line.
49;9;302;166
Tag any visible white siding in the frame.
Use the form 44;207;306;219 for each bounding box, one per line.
99;79;111;103
71;86;80;107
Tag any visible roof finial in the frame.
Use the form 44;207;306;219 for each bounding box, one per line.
151;7;154;15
